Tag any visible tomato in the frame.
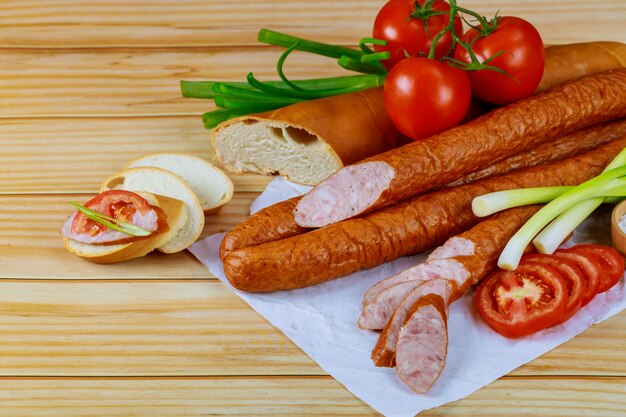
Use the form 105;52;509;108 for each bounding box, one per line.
373;0;463;70
522;254;585;324
553;249;601;306
71;190;153;236
567;244;625;293
476;261;568;338
453;16;544;105
383;57;471;140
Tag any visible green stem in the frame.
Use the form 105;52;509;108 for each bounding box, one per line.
456;6;492;31
214;95;304;109
427;0;459;59
337;56;387;74
258;28;363;60
202;106;279;129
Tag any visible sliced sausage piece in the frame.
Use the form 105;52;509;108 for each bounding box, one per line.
294;70;626;228
395;294;448;394
362;237;474;306
223;138;626;292
372;279;453;367
358;259;466;330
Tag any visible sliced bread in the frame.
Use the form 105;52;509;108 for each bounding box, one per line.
126;153;234;214
101;167;204;253
63;192;187;263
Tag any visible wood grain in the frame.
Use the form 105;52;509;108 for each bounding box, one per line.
0;48;344;118
0;0;623;48
0;376;623;417
0;193;256;279
0;116;272;194
0;280;621;378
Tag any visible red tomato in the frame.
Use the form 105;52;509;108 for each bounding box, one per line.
373;0;463;70
383;57;471;140
553;249;601;306
567;244;625;293
71;190;153;236
453;16;544;105
522;254;586;324
476;261;568;338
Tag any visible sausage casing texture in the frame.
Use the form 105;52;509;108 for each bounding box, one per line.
221;119;626;259
294;70;626;228
223;137;626;292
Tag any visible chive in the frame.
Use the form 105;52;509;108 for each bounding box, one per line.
70;202;152;237
258;28;363;60
246;72;374;100
180;81;219;99
211;83;298;101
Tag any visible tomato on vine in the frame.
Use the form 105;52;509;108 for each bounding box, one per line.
373;0;463;70
383;57;471;140
453;16;545;105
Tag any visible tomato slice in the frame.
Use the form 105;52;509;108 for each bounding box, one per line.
553;249;601;305
522;254;585;324
71;190;153;236
566;244;625;293
476;261;568;338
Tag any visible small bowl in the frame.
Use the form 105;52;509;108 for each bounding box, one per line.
610;200;626;257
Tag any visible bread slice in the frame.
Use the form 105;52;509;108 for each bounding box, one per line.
126;153;234;214
101;167;205;253
63;193;187;264
211;88;407;185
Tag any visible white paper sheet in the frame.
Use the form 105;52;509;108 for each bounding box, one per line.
189;177;626;417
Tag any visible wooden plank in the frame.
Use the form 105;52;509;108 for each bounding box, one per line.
0;193;257;279
0;376;623;416
0;1;624;48
0;280;622;377
0;48;346;118
0;116;272;194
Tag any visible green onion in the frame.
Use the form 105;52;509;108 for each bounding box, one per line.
472;186;574;217
498;164;626;270
258;28;363;60
70;202;152;237
531;148;626;254
202;107;279;129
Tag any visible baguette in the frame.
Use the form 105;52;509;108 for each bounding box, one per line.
211;88;408;185
537;41;626;93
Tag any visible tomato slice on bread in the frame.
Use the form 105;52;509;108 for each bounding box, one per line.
522;254;585;324
71;190;154;236
476;261;568;338
566;244;624;293
552;249;601;306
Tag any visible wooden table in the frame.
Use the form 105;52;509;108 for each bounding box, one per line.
1;1;625;415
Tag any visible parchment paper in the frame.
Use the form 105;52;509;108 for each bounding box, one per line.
189;177;626;417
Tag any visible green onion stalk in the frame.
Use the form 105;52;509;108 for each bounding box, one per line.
181;29;389;129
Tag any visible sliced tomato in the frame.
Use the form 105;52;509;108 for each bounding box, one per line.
71;190;153;236
476;261;568;338
522;254;585;324
553;249;601;305
567;244;625;293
